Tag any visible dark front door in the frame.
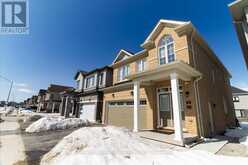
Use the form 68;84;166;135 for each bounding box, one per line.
158;93;173;128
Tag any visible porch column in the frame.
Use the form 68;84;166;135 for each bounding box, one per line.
170;73;183;142
133;81;140;132
64;96;69;118
52;102;56;113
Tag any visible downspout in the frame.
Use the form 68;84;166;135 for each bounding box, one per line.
190;29;204;137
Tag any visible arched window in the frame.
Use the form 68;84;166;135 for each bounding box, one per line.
158;35;175;65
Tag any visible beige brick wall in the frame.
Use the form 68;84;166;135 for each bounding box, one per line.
113;27;190;85
188;38;236;137
147;27;189;70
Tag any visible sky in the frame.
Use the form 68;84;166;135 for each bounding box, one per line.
0;0;247;102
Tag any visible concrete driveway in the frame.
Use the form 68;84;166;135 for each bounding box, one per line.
0;117;27;165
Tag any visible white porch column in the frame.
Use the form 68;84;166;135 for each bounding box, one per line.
52;102;55;113
170;73;183;142
133;81;140;132
64;96;69;117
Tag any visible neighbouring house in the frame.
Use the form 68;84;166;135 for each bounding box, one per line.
74;67;113;122
44;84;73;113
37;89;47;112
59;88;78;118
102;19;236;145
232;86;248;118
25;96;37;109
30;95;38;110
229;0;248;69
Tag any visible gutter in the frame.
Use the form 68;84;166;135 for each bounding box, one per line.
191;29;204;138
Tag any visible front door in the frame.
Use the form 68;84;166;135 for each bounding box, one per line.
158;93;173;128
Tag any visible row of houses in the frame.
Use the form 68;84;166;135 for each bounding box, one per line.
25;19;242;145
23;84;74;113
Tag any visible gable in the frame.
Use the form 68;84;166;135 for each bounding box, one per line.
141;19;189;48
112;49;134;64
74;71;87;80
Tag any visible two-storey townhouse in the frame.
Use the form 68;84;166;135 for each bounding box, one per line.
229;0;248;69
74;66;113;122
44;84;73;113
59;88;78;118
37;89;47;112
232;86;248;118
102;19;236;145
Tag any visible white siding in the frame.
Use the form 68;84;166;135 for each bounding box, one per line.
234;94;248;110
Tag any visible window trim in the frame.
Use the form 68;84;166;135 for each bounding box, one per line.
98;72;105;87
85;75;95;89
118;64;130;82
233;96;240;102
108;99;147;107
157;35;176;65
136;58;146;72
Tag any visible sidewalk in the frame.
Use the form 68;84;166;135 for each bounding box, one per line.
0;117;27;165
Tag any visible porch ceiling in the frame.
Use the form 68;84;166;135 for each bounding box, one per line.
127;61;202;82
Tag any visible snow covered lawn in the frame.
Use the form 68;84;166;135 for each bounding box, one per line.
41;126;248;165
225;122;248;147
25;117;90;133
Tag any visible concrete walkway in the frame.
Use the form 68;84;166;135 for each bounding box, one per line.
0;117;27;165
192;136;228;153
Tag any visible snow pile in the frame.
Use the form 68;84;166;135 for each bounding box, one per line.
225;122;248;147
41;126;248;165
0;106;15;114
25;117;89;133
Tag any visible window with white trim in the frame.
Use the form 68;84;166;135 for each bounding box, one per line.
118;65;129;81
108;100;147;107
158;35;175;65
76;80;80;90
233;96;240;102
85;75;95;88
98;72;104;86
136;58;146;72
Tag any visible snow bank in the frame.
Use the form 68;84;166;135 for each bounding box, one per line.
225;122;248;147
0;106;15;114
41;126;248;165
25;117;89;133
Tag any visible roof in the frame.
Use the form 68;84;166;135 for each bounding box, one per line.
111;49;148;68
112;49;134;64
228;0;248;69
232;86;248;94
38;89;47;95
84;66;112;76
228;0;248;20
74;70;88;80
127;60;202;82
174;22;232;77
141;19;189;47
47;84;73;93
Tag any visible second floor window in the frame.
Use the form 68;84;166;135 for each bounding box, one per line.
233;96;239;102
158;35;175;65
85;76;95;88
118;65;129;81
136;59;146;72
98;73;104;86
76;80;80;90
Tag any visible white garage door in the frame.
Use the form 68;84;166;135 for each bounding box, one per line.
79;103;97;122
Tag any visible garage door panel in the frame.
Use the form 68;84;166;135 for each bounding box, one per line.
107;106;148;130
80;103;97;122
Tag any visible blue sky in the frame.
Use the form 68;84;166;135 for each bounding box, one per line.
0;0;247;102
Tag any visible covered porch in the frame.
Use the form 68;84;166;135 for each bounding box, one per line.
127;61;202;145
